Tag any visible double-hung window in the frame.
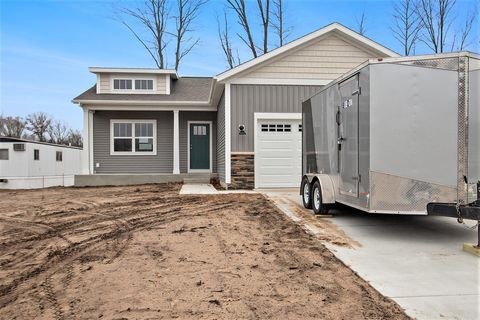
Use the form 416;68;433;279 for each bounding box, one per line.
111;120;156;155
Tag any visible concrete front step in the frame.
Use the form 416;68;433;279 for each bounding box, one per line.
183;174;212;184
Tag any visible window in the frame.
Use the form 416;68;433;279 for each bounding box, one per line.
0;149;8;160
111;120;156;154
34;149;40;160
135;79;154;90
193;125;207;136
113;78;154;91
56;151;63;162
261;124;292;132
113;79;132;90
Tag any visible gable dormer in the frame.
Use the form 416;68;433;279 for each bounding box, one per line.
89;68;178;95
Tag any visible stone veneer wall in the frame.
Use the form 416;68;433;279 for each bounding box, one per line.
230;153;254;189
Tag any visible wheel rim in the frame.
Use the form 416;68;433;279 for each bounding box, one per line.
314;188;320;210
303;183;310;204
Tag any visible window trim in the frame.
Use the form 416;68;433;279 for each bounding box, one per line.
110;119;157;155
111;76;156;94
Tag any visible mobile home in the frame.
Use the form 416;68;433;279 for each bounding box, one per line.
0;137;83;189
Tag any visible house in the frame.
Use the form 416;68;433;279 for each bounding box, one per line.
73;23;398;189
0;137;82;189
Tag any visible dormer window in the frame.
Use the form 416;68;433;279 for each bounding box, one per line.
113;78;154;91
135;79;153;90
113;79;132;90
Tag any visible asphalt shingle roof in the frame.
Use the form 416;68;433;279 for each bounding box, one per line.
73;77;214;103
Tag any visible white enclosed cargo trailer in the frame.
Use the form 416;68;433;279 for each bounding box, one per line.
300;52;479;230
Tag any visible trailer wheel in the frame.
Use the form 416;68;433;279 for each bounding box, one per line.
301;177;312;209
312;181;329;215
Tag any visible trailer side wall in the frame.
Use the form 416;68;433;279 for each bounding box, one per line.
369;63;458;212
468;65;480;196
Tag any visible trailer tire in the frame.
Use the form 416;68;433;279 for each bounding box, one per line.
311;181;329;215
301;177;312;209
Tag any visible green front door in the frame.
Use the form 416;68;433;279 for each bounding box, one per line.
189;123;210;170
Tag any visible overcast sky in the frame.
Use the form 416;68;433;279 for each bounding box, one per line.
1;0;478;130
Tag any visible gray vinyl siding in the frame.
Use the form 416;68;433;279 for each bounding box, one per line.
179;111;217;173
93;111;173;173
216;94;225;182
231;84;322;152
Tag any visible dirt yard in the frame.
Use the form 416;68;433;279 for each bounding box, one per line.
0;183;408;320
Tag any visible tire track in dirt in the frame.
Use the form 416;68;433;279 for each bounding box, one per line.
0;195;238;309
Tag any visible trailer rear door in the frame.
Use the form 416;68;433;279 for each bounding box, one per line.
338;75;360;197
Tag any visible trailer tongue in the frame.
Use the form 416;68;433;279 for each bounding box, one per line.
300;52;480;245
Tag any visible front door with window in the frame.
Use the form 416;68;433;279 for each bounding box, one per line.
189;123;210;171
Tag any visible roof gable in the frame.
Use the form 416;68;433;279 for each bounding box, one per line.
216;22;399;83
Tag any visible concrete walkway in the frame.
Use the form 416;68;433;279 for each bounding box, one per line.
261;189;479;320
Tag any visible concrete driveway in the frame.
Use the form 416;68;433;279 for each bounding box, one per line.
261;189;479;320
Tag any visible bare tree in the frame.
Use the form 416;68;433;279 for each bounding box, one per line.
67;129;83;147
451;11;476;51
271;0;290;47
257;0;270;54
392;0;422;56
173;0;207;70
217;11;240;69
120;0;170;68
48;120;69;145
26;112;52;142
227;0;258;58
356;11;367;35
416;0;456;53
0;115;26;138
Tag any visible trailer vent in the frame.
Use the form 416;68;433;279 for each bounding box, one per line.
13;143;26;151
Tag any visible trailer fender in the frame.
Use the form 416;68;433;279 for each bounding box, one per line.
311;174;336;204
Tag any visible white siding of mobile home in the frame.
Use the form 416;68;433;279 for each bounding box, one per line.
0;142;82;189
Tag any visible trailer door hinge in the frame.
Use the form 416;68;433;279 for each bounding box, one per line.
352;87;361;96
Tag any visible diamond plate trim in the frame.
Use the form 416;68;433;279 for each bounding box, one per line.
397;57;459;71
370;171;457;212
457;56;469;205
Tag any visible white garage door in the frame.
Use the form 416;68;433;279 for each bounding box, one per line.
255;119;302;188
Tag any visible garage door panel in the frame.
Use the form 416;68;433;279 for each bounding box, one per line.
255;118;302;188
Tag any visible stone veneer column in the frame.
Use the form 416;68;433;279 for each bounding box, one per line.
230;153;254;189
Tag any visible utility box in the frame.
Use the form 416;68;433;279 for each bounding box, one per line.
301;52;479;221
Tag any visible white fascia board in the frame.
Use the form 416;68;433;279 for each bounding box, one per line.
73;99;212;106
83;105;217;111
226;78;332;86
216;22;399;82
89;67;178;78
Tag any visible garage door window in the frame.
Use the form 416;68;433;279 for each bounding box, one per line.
261;124;291;132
